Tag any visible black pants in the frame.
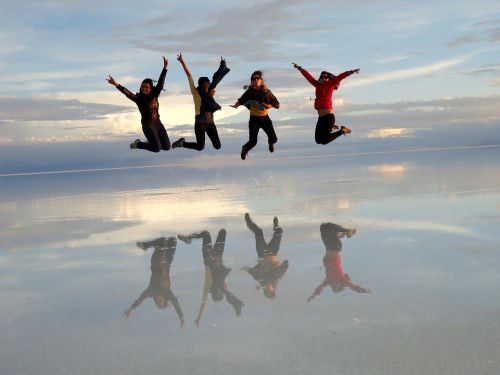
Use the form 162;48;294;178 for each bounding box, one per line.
138;120;171;153
315;114;342;145
183;113;221;151
245;216;282;258
320;223;346;251
243;115;277;151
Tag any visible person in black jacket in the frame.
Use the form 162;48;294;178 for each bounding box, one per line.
107;56;171;152
231;71;280;160
123;237;185;327
172;54;230;151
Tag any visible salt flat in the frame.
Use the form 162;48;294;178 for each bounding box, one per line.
1;138;499;375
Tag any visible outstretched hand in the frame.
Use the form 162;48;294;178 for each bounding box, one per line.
352;68;360;74
177;53;184;63
292;63;301;69
229;102;240;109
106;75;118;87
163;56;168;69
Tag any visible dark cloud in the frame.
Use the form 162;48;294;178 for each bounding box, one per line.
0;97;133;122
117;0;322;61
447;19;500;47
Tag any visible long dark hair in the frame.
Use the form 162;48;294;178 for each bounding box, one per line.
244;70;268;92
140;78;165;93
318;71;335;84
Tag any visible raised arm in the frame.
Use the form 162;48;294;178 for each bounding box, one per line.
335;69;360;83
209;56;230;91
123;289;150;318
177;53;191;77
107;75;137;102
153;56;168;97
292;63;318;87
168;290;185;328
307;279;328;302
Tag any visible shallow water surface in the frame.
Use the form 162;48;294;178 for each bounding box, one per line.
1;145;499;375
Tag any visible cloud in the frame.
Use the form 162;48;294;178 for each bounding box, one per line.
447;18;500;47
0;97;133;122
348;56;468;88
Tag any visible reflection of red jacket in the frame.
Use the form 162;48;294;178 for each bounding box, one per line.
300;68;352;111
324;253;345;284
309;252;367;299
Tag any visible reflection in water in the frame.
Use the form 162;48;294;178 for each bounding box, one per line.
242;213;289;298
123;237;185;327
177;229;244;326
308;223;370;302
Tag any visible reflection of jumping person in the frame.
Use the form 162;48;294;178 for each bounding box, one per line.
123;237;185;327
292;63;359;145
177;229;243;326
308;223;370;302
171;53;230;151
107;56;171;152
230;71;280;160
242;213;288;298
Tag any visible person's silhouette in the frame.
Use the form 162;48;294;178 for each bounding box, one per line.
308;223;370;302
177;229;243;326
123;237;185;327
242;213;289;298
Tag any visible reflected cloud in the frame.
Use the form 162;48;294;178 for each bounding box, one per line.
242;213;288;299
365;128;410;138
124;237;185;327
177;229;243;326
308;223;370;302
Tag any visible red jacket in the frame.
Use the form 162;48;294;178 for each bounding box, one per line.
300;68;352;111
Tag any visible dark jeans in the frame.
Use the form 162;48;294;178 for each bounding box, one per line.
243;115;277;151
320;223;345;251
245;217;282;258
315;114;342;145
138;120;171;153
183;113;221;151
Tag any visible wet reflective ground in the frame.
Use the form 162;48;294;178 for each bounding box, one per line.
1;143;499;375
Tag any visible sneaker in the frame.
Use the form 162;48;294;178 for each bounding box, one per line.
241;146;248;160
340;126;351;135
269;143;275;153
172;137;185;149
130;139;140;149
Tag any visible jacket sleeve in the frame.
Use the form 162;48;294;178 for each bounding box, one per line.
209;59;230;91
331;70;354;89
300;68;319;87
117;85;137;102
266;89;280;109
237;89;253;105
153;68;167;97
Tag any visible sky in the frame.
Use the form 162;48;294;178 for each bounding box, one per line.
0;0;499;144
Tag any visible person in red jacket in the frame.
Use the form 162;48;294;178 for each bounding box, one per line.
307;223;370;302
292;63;359;145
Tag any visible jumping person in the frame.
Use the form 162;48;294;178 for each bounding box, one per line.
230;71;280;160
292;63;359;145
171;53;230;151
107;56;171;152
